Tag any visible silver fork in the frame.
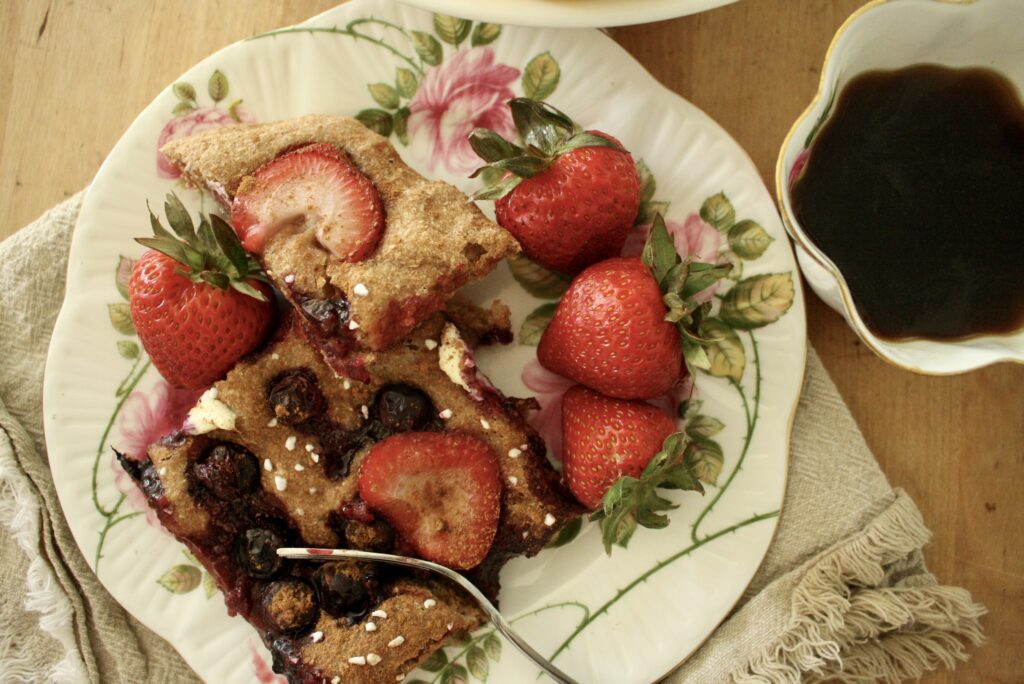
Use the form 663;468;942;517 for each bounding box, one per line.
277;547;579;684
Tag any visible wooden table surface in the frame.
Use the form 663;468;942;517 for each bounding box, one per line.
2;1;1021;682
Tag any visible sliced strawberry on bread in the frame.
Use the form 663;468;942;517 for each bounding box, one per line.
358;432;502;570
231;143;384;261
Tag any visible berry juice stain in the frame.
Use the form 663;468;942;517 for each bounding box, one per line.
790;65;1024;341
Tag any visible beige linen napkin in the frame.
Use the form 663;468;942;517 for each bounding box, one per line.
0;194;984;684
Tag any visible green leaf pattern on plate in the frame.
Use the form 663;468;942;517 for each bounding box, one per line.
157;564;202;594
718;273;795;329
519;302;558;345
506;254;571;299
522;51;560;100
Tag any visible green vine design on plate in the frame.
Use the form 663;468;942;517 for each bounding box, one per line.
251;14;560;145
92;255;149;572
405;602;590;684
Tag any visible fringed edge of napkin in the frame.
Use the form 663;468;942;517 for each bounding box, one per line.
737;490;985;684
0;414;89;683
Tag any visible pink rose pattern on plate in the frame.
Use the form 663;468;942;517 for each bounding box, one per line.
156;70;254;179
113;379;202;527
337;16;561;175
408;47;519;174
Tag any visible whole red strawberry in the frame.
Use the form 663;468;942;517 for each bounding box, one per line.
470;99;640;274
538;256;682;400
130;193;273;389
358;431;501;570
562;385;678;510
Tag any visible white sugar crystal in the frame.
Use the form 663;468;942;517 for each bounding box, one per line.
264;459;272;472
186;387;236;434
294;464;304;472
507;447;521;459
332;677;341;684
365;621;377;632
305;443;315;452
349;320;360;330
361;405;369;420
508;476;518;486
424;339;437;350
544;513;556;526
343;379;351;390
267;417;278;428
366;653;382;666
480;418;490;430
423;599;436;609
372;609;388;619
353;283;369;296
271;352;280;360
388;636;405;648
274;475;287;492
311;453;320;463
439;408;453;420
311;631;324;643
158;467;167;476
285;435;297;451
348;656;366;666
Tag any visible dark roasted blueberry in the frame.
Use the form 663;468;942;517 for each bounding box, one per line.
318;426;363;480
313;561;371;620
234;528;285;579
267;369;325;426
374;384;435;433
259;579;319;634
192;443;260;500
299;296;349;337
343;519;395;553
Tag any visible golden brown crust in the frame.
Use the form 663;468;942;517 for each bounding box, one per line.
161;115;520;351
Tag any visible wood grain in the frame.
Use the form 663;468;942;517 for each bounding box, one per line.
1;1;1021;682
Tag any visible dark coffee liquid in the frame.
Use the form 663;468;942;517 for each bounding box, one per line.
790;65;1024;341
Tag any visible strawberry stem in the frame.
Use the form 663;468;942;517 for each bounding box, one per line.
469;97;625;201
137;192;268;302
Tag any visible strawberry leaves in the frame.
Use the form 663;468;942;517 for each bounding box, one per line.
469;98;622;201
137;192;268;300
642;214;731;372
591;434;704;553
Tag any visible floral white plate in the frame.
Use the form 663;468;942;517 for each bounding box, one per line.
397;0;738;28
43;2;806;682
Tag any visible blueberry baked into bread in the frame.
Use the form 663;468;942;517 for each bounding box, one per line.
119;306;581;683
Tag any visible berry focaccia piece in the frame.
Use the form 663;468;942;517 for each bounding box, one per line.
160;115;520;363
118;306;581;684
